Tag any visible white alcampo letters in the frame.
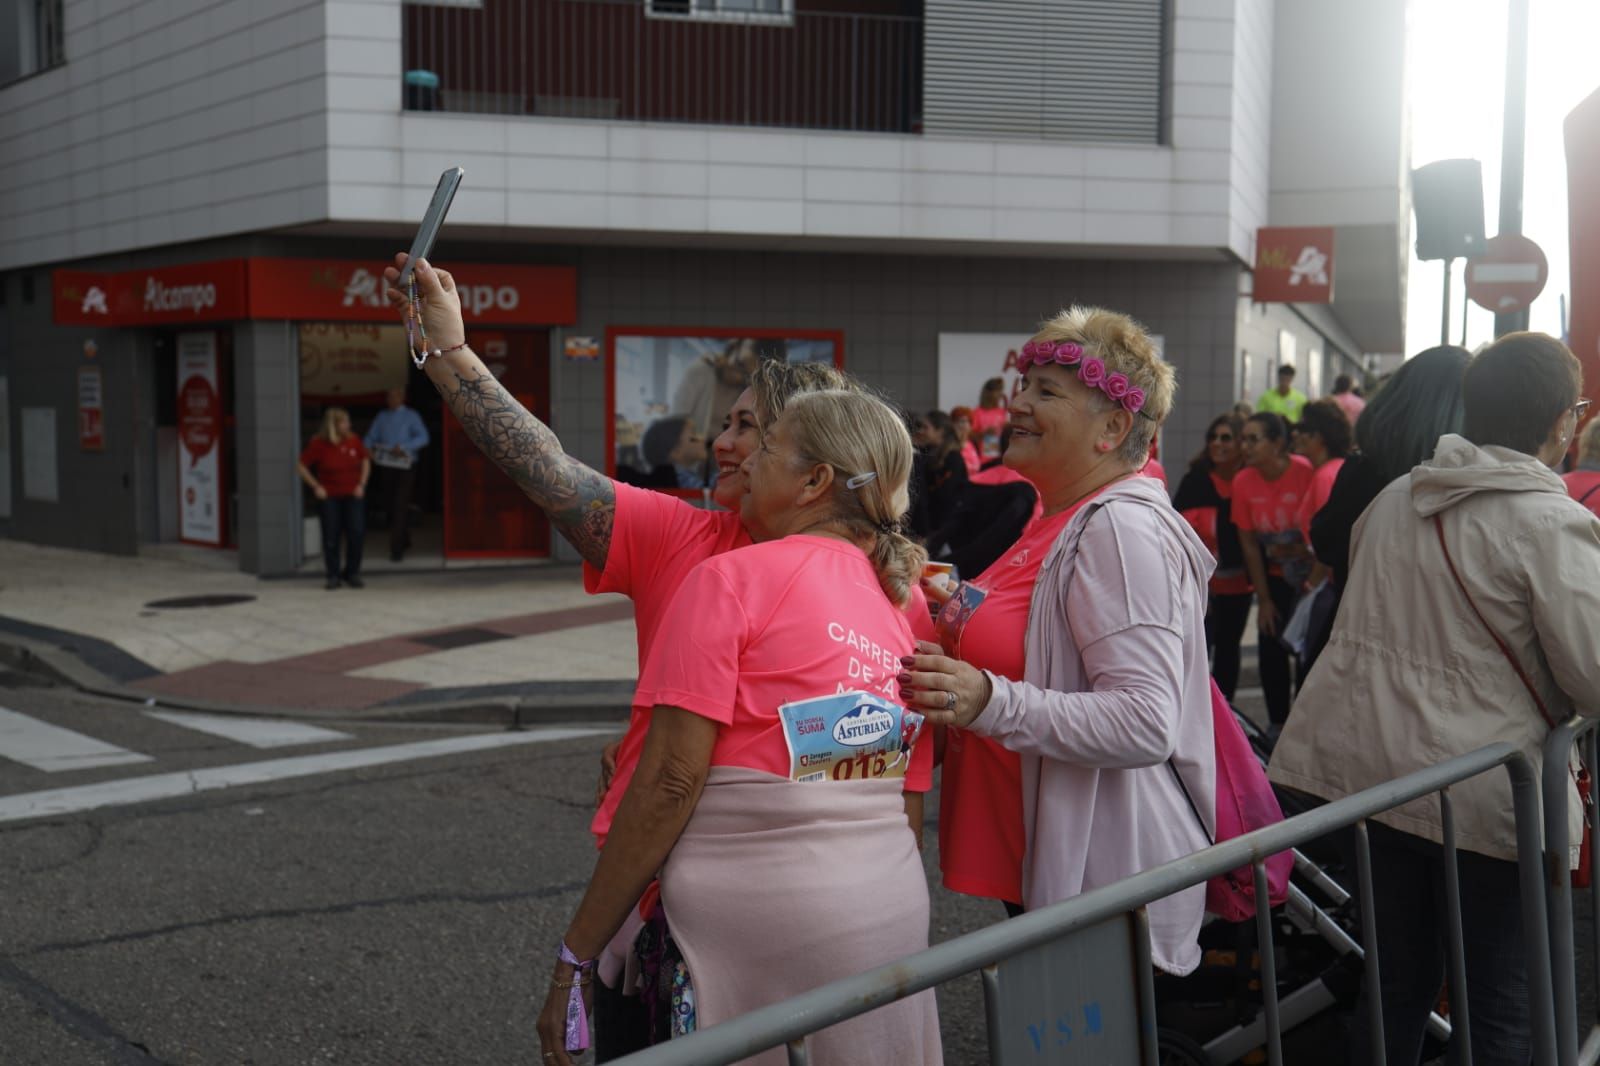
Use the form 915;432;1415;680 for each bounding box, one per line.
81;286;108;314
144;278;216;315
461;285;519;316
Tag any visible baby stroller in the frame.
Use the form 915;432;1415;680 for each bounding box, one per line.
1154;707;1451;1065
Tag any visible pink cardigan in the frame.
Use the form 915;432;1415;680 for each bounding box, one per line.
967;476;1218;974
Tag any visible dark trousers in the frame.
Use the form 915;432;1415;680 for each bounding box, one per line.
1257;575;1301;725
373;465;416;558
1348;822;1531;1066
1207;592;1254;701
318;496;365;580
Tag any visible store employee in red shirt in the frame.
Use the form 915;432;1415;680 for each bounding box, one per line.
297;407;370;590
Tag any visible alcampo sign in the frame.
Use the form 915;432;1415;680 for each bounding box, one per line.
54;258;577;328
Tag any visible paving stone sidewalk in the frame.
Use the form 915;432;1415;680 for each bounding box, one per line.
0;541;638;722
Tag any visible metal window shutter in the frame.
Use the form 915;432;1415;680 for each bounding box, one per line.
924;0;1165;143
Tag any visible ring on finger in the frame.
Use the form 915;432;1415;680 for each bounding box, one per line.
945;690;957;711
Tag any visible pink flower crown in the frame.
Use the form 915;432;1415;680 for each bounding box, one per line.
1018;340;1151;417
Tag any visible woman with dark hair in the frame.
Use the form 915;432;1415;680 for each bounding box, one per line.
912;410;969;536
1172;413;1252;698
972;376;1010;462
1292;400;1352;555
1272;333;1600;1065
1310;345;1471;589
1232;412;1314;730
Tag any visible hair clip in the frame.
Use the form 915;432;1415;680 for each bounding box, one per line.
845;472;878;490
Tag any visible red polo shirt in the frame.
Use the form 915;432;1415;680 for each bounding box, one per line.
299;435;369;497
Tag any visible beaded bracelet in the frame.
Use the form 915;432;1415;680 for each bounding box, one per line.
404;277;470;367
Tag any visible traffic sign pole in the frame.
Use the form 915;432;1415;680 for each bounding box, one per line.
1496;0;1532;336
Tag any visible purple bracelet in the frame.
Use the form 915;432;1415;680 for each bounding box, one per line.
557;942;594;1051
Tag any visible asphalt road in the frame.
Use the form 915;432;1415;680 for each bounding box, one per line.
3;672;1591;1065
0;677;1000;1065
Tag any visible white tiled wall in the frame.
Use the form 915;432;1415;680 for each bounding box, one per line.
0;0;333;270
2;0;1387;277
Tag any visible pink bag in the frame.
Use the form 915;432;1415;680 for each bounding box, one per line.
1169;679;1293;921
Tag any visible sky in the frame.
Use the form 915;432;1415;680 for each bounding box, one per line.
1403;0;1600;355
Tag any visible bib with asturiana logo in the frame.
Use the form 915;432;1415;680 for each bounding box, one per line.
777;691;924;784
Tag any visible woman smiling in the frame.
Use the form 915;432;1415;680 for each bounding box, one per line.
912;307;1218;974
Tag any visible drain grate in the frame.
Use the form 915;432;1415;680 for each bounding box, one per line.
411;627;514;651
144;594;258;610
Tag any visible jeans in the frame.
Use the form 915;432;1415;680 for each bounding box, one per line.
1257;575;1301;725
1207;592;1254;700
318;496;365;580
1348;822;1531;1066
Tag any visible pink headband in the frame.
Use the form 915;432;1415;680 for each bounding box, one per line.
1018;340;1150;417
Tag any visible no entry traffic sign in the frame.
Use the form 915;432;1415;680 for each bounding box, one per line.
1466;234;1549;314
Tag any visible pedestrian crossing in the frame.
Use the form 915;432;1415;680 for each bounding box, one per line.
0;703;613;824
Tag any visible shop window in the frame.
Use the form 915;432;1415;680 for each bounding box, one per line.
0;0;66;87
610;327;841;495
644;0;793;25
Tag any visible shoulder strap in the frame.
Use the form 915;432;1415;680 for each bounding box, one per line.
1168;759;1215;846
1579;483;1600;506
1433;515;1556;729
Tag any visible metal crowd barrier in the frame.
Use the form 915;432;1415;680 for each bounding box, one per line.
611;743;1557;1066
1546;715;1600;1066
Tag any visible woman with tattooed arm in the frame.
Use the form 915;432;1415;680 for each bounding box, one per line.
381;254;934;1057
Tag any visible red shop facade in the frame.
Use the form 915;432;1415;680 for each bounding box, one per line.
52;256;577;567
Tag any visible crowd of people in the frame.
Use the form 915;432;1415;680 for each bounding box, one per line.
382;251;1598;1066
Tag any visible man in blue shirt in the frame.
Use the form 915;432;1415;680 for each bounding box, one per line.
364;387;431;562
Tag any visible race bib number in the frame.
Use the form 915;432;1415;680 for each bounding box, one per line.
778;691;925;784
934;581;990;658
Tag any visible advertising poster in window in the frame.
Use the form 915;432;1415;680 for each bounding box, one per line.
177;332;223;546
298;323;409;403
610;329;842;493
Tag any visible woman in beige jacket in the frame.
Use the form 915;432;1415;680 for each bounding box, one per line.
1269;333;1600;1066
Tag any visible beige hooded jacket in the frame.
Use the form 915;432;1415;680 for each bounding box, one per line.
1269;434;1600;862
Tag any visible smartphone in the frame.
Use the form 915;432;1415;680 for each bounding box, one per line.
396;167;464;287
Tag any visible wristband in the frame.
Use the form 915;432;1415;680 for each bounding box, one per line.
556;942;594;1051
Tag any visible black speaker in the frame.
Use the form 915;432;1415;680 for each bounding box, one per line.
1411;159;1487;261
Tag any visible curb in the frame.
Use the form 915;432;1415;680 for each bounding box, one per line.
0;634;632;729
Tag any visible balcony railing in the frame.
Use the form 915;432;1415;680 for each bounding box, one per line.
401;0;923;134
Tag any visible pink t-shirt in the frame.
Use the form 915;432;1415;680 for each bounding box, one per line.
1296;457;1345;539
935;490;1103;902
1333;392;1366;425
586;485;936;842
961;440;982;475
971;406;1008;460
1232;455;1315;578
632;535;934;784
1565;470;1600;518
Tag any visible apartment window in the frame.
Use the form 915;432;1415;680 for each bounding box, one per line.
0;0;64;86
645;0;793;25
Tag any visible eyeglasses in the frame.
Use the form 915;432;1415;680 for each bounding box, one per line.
1575;399;1592;421
1208;432;1235;442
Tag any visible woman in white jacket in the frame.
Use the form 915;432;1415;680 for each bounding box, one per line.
1270;332;1600;1066
905;307;1217;975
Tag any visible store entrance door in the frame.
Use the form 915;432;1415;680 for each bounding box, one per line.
442;330;551;558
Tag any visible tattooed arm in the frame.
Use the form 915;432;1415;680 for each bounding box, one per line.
383;255;615;570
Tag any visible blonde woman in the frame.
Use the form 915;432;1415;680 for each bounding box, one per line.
909;307;1218;974
537;389;941;1065
296;407;370;589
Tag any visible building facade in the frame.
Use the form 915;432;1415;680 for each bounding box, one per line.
0;0;1409;573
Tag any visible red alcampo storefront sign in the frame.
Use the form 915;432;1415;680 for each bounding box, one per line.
53;258;577;327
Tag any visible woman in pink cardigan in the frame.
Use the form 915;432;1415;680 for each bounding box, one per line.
907;306;1218;974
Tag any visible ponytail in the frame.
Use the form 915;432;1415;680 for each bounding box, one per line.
783;390;925;607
